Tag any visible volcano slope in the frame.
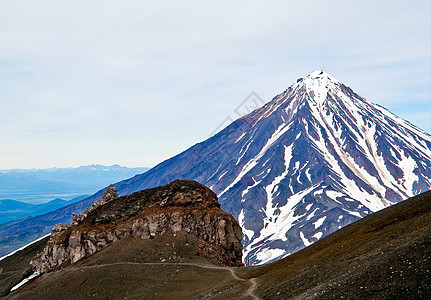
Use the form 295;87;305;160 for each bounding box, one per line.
0;237;48;297
4;185;431;299
5;232;254;300
237;189;431;299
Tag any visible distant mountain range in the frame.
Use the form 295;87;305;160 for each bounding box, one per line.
0;164;149;204
0;196;88;225
0;165;149;254
2;71;431;265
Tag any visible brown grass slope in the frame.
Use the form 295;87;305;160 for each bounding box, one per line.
5;232;250;300
237;189;431;299
3;189;431;299
0;237;48;297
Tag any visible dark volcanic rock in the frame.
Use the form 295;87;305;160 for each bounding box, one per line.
72;184;118;225
31;180;242;273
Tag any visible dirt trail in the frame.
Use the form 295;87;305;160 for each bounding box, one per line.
244;277;259;300
79;262;261;299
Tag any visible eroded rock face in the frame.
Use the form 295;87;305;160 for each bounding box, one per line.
72;184;118;225
32;180;242;273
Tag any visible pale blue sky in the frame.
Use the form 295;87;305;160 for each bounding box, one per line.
1;0;430;169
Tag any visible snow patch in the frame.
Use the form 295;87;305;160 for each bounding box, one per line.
235;132;247;143
218;171;228;180
325;190;345;200
313;216;326;229
312;232;323;239
300;231;312;247
397;151;418;196
11;272;40;292
238;209;255;241
255;248;287;264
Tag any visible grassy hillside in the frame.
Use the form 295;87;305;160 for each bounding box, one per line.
3;190;431;299
5;233;251;299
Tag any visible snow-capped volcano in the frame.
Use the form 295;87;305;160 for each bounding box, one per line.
6;70;431;265
211;70;431;264
113;70;431;264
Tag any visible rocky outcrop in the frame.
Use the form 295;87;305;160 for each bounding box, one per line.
31;180;242;273
72;184;118;225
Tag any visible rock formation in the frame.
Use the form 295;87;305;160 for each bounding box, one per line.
72;184;118;225
31;180;243;273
